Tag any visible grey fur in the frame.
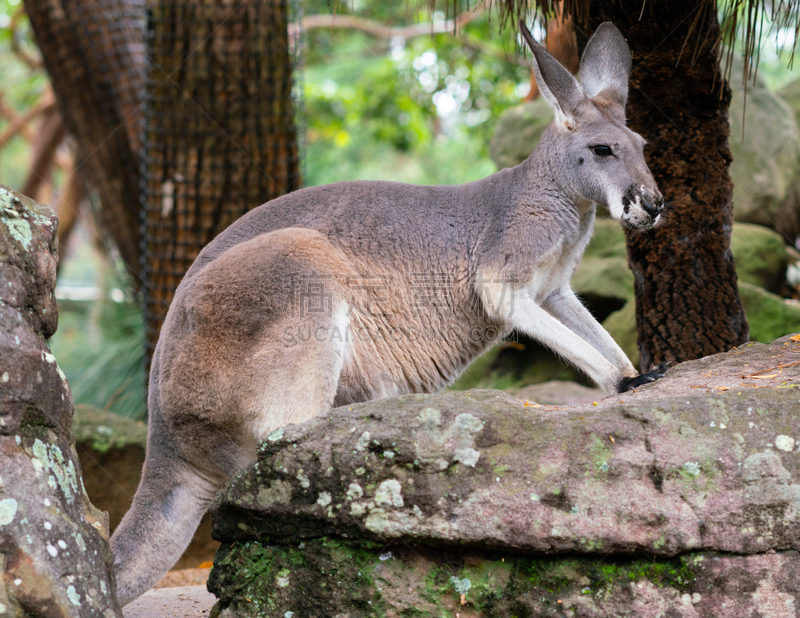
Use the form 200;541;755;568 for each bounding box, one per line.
580;22;632;109
111;21;664;606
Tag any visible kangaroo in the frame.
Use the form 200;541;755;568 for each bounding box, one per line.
112;21;665;605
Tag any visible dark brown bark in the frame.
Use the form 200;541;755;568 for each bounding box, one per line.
570;0;749;370
143;0;301;361
24;0;145;287
55;162;87;268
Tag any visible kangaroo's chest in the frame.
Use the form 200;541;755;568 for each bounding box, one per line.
526;213;595;302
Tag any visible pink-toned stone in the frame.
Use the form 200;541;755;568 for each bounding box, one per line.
209;335;800;616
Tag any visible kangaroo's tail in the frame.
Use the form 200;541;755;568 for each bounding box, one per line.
110;446;222;606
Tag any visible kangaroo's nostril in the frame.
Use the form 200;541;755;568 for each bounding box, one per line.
640;196;658;217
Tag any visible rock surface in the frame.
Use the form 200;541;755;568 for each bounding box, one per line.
730;223;790;293
488;97;552;171
0;184;122;617
208;335;800;617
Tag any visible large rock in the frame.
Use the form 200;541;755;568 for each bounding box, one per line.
0;185;122;616
207;335;800;617
729;57;800;242
488;97;552;171
738;282;800;343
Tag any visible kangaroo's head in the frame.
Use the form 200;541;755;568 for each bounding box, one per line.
520;21;664;230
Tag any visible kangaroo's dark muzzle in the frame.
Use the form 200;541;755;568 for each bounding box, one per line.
640;194;664;217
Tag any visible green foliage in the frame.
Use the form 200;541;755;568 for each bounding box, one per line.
520;555;696;595
303;4;529;186
50;292;146;421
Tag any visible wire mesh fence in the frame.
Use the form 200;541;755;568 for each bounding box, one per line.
24;0;146;286
140;0;302;365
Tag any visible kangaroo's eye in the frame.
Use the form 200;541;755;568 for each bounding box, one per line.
590;144;613;157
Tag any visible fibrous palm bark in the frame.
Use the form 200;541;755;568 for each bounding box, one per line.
142;0;301;360
570;0;749;369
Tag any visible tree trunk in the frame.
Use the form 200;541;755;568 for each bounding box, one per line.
142;0;301;362
24;0;146;287
570;0;749;369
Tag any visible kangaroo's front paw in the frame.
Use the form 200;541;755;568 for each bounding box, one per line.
617;362;667;393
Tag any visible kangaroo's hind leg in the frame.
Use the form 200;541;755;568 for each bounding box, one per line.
112;229;353;605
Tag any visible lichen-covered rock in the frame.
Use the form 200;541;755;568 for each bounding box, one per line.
208;335;800;616
0;184;122;617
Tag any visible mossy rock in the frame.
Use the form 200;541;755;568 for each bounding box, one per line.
731;222;789;293
584;219;628;259
572;256;633;314
489;97;553;170
601;297;639;369
72;404;148;454
738;281;800;343
208;538;720;618
572;220;634;320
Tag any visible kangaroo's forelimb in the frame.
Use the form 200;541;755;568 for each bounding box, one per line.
541;286;637;380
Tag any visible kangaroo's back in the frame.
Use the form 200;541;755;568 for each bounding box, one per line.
184;173;518;281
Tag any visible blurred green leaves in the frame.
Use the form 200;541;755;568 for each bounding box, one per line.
51;293;146;421
302;4;530;186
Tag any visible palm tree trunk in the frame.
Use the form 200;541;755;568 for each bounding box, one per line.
142;0;301;361
570;0;749;369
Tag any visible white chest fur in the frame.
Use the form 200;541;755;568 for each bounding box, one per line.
527;213;595;303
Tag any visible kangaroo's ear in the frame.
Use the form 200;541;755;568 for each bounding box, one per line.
520;20;584;132
580;22;631;113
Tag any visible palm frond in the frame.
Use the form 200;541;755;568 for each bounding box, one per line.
442;0;799;85
719;0;800;86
